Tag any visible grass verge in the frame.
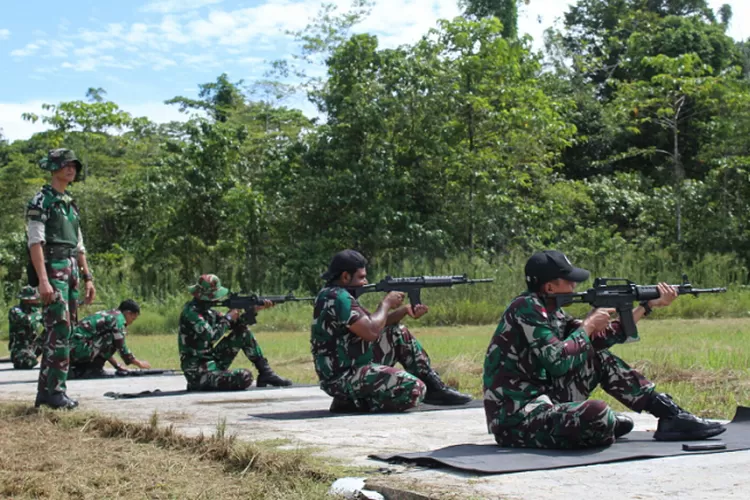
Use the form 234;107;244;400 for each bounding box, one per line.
0;403;347;499
2;318;748;419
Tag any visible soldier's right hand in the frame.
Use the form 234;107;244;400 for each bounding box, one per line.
383;291;405;310
39;279;55;305
582;307;615;335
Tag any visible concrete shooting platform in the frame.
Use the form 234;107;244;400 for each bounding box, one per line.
1;365;748;499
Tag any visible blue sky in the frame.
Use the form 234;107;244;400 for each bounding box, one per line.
1;0;747;141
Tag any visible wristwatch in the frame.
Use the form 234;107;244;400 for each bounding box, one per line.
640;301;653;317
82;272;94;282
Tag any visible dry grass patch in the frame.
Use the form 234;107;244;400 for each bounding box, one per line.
0;404;345;500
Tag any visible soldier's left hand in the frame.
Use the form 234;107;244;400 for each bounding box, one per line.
649;282;678;308
406;304;429;319
84;281;96;305
255;299;275;311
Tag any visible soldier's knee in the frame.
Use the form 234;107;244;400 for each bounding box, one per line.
13;358;38;370
579;399;616;430
413;378;427;403
236;369;253;390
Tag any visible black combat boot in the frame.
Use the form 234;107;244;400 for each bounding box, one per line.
34;391;79;410
614;413;634;438
329;397;367;414
646;392;726;441
422;370;473;406
254;358;293;387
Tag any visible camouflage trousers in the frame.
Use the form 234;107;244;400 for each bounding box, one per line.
183;325;264;391
495;349;654;449
68;339;116;375
322;324;430;412
37;257;79;395
69;337;114;366
11;341;42;369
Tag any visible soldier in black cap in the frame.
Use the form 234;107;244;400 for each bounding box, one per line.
310;249;472;413
481;249;726;449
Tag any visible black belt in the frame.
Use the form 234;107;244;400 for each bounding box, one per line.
44;246;78;260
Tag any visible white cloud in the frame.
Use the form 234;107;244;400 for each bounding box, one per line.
140;0;224;14
0;28;10;40
10;42;40;57
0;101;55;142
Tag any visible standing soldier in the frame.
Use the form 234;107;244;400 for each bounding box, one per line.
26;149;96;409
179;274;292;391
8;285;44;369
68;299;151;378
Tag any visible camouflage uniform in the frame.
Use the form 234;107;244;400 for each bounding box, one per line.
69;309;135;372
179;298;267;390
27;162;84;397
311;286;429;412
8;287;44;369
483;292;654;449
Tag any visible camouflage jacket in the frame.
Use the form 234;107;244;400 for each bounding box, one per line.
8;304;42;351
178;299;231;372
311;286;372;386
26;184;81;248
482;291;624;432
72;309;134;363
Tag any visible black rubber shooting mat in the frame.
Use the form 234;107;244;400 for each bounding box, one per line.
248;399;483;420
369;406;750;474
104;383;320;399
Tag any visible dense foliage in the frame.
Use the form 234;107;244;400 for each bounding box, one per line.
1;0;749;299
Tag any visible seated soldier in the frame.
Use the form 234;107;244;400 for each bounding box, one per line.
483;250;726;449
69;299;151;378
179;274;291;391
311;249;472;413
8;286;44;369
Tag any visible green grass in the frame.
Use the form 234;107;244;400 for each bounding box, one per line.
3;250;749;337
5;317;747;419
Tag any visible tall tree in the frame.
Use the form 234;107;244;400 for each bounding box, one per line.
461;0;531;39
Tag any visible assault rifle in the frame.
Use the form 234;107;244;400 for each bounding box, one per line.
219;292;315;325
115;368;182;377
550;274;726;338
352;274;494;305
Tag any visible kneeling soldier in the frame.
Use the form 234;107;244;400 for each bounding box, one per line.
69;299;151;378
179;274;291;391
8;286;44;369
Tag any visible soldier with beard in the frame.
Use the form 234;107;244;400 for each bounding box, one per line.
311;249;472;413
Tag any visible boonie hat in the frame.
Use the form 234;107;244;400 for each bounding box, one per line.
188;274;229;301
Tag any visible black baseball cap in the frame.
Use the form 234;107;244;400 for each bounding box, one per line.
525;250;590;288
321;249;368;281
